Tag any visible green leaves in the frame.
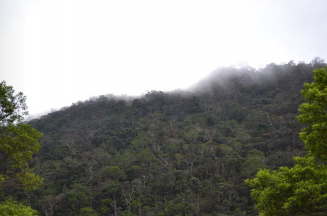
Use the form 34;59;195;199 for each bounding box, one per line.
246;156;327;215
0;81;43;213
0;81;28;126
0;124;42;164
0;123;44;189
101;166;126;181
241;149;267;178
297;67;327;162
247;67;327;215
0;199;39;216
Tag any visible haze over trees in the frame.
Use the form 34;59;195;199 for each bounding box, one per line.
1;58;327;215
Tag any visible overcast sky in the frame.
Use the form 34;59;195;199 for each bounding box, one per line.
1;0;327;119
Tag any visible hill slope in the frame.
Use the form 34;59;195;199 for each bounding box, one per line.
15;60;326;215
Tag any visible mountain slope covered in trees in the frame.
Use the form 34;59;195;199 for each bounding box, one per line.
8;59;326;216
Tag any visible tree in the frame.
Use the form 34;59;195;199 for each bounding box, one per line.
297;67;327;162
0;199;39;216
246;67;327;215
0;81;43;211
241;149;267;178
0;81;28;126
77;207;98;216
0;124;43;190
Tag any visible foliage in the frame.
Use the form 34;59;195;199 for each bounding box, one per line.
0;199;39;216
0;81;28;126
0;124;43;190
246;67;327;215
78;207;98;216
0;81;43;213
17;60;326;215
298;67;327;162
247;156;327;215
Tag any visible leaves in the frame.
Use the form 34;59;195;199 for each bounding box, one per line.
0;81;43;213
246;156;327;215
0;81;28;126
0;199;39;216
298;68;327;162
0;124;43;189
247;67;327;215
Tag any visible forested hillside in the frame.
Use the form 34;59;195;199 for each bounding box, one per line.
8;60;326;215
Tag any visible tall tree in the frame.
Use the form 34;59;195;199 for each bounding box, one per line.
0;81;43;214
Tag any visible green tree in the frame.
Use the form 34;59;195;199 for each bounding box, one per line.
0;81;43;212
101;166;125;181
0;124;43;190
78;207;98;216
0;81;43;190
0;199;39;216
246;67;327;215
241;149;267;178
297;67;327;162
101;181;121;216
0;81;28;126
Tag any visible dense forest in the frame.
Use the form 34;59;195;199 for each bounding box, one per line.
2;59;327;215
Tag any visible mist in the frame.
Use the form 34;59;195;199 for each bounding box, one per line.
2;1;327;119
25;58;326;123
186;58;326;95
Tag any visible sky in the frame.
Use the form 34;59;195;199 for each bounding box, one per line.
1;0;327;119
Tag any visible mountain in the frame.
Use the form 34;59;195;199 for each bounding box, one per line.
14;60;326;215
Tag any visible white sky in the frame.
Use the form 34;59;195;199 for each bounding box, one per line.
1;0;327;119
